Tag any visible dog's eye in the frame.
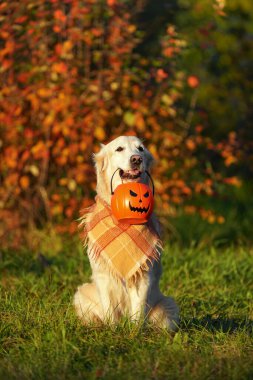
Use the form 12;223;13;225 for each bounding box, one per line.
130;190;137;197
116;146;124;152
143;191;149;198
138;146;144;152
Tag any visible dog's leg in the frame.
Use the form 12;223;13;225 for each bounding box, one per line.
128;275;149;321
73;283;103;324
92;272;124;323
148;296;179;331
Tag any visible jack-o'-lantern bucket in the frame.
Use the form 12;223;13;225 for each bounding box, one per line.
111;170;154;224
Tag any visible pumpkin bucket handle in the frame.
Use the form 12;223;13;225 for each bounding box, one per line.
110;169;155;196
145;171;155;196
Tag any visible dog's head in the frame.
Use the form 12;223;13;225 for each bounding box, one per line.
94;136;154;203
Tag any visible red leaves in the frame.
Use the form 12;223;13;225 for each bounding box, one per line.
187;75;200;88
0;0;241;247
54;9;67;23
156;69;168;82
3;147;18;169
107;0;116;6
15;16;28;24
223;177;241;187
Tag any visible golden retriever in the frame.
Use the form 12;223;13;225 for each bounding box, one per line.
74;136;179;330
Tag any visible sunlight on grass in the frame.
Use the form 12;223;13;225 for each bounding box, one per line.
1;240;253;380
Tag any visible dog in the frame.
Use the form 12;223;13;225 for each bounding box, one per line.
74;136;179;330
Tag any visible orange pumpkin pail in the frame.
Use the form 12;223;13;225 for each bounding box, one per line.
111;170;154;224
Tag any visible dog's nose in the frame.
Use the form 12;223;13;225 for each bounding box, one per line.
130;155;142;167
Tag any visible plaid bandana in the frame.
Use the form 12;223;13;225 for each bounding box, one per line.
79;196;162;283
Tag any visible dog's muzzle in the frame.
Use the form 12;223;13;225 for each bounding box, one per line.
119;155;143;179
119;169;142;180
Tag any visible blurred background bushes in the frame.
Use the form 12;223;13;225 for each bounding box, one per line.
0;0;252;248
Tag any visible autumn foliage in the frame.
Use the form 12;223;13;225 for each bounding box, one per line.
0;0;241;247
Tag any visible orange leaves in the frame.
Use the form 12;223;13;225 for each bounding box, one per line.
1;60;13;72
37;88;52;98
199;208;223;224
213;0;226;16
53;9;67;33
186;138;196;151
62;40;73;53
55;41;73;59
4;147;18;169
217;215;225;224
17;72;30;83
217;132;239;167
52;62;68;74
44;111;56;128
163;47;175;58
56;155;67;166
135;113;146;132
184;205;196;215
0;0;244;247
15;15;28;24
94;126;106;142
187;75;200;88
31;141;45;156
107;0;116;6
5;173;19;187
156;69;168;82
194;181;213;196
21;150;30;163
27;93;39;112
223;177;241;187
54;9;66;23
91;28;103;38
221;146;238;166
20;176;30;190
31;141;49;160
51;204;63;216
53;25;61;34
161;28;185;59
0;40;15;59
0;2;7;11
184;205;225;224
224;155;237;166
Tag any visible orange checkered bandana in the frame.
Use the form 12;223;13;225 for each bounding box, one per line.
79;196;162;283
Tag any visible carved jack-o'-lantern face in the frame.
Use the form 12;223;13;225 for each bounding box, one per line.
111;182;154;224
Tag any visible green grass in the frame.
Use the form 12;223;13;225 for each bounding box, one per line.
1;238;253;380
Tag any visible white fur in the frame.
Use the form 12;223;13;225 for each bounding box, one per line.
74;136;179;330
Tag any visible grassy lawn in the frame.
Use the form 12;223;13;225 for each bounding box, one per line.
1;238;253;380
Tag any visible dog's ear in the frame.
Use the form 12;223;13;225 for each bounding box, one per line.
93;144;108;173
